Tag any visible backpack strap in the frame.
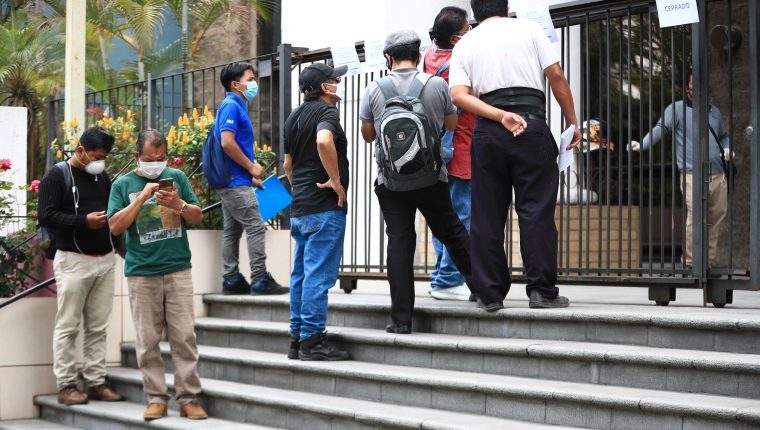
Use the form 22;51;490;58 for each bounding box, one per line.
406;73;432;99
55;161;73;194
434;60;450;77
376;76;399;100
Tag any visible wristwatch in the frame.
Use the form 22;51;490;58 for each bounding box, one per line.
179;200;189;215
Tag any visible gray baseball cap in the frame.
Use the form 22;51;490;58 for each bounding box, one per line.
383;30;421;53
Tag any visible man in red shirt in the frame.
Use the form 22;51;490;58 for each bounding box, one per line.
423;6;477;301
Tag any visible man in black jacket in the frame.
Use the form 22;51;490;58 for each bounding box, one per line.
38;126;124;405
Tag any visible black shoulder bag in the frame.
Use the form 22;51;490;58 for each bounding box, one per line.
708;125;737;194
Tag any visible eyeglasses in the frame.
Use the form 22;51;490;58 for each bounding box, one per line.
333;77;342;83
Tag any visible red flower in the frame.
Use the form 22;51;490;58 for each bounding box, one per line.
30;179;40;192
0;158;11;171
172;157;184;167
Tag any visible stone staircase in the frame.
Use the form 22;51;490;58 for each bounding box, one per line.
6;288;760;429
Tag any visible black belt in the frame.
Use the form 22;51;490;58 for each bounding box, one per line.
514;112;544;121
480;87;546;121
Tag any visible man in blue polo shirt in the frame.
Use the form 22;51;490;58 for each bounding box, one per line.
214;61;288;295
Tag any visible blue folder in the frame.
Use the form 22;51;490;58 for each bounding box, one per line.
254;175;292;222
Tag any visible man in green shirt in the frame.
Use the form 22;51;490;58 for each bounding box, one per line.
107;129;207;421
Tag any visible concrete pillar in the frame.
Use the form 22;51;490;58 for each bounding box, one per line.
64;0;86;134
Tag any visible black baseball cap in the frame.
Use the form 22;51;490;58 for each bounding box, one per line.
298;63;348;93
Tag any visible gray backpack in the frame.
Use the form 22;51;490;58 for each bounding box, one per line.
376;73;442;192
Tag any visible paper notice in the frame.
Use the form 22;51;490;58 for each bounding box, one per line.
655;0;699;28
518;7;559;43
330;45;362;76
558;124;576;172
363;39;386;72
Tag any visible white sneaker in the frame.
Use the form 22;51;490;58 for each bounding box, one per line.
430;284;471;301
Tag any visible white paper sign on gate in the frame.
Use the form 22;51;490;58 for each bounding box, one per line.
363;39;387;72
330;45;362;76
655;0;699;28
518;7;559;43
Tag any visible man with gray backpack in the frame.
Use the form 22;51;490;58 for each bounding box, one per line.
360;30;474;334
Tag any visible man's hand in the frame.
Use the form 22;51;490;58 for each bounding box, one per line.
501;112;527;136
316;178;346;208
248;162;264;179
86;211;107;230
567;125;582;149
627;140;641;152
155;186;182;212
252;178;265;190
140;182;160;203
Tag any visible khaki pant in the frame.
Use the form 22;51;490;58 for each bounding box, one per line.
53;251;115;389
127;269;201;405
682;173;728;266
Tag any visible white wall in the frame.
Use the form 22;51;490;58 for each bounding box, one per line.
0;228;293;420
282;0;470;50
0;107;28;234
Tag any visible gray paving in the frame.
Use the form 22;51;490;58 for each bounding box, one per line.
35;395;276;430
0;419;82;430
105;367;584;430
120;343;760;421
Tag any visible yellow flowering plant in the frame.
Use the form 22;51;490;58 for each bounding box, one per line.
50;116;80;160
167;106;215;169
95;108;138;153
254;141;278;177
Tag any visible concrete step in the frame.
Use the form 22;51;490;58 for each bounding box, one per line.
35;395;275;429
203;294;760;354
105;367;580;430
119;343;760;430
35;394;275;429
0;419;82;430
191;318;760;398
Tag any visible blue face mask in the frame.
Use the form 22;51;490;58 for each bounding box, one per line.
237;81;259;101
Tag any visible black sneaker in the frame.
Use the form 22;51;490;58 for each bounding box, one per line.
222;273;250;295
385;323;411;334
528;290;570;308
476;298;504;312
251;273;289;295
288;337;300;360
298;332;351;361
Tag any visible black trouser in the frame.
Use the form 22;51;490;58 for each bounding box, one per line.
374;181;472;326
470;117;560;303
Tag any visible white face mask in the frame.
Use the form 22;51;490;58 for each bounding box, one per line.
325;82;345;101
84;160;106;175
138;160;166;179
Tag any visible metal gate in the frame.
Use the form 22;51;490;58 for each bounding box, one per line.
44;0;760;305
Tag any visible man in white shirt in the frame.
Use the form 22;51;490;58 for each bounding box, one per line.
450;0;581;311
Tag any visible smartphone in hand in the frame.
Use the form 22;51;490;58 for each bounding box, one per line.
158;178;174;191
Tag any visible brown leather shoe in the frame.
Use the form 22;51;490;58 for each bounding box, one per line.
180;399;208;420
87;384;125;401
58;386;88;405
143;403;168;421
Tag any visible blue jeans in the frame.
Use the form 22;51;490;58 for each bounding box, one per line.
289;210;346;341
430;177;471;290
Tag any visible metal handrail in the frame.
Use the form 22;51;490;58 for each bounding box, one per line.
0;278;56;310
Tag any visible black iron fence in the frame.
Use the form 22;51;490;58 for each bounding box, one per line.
41;0;760;305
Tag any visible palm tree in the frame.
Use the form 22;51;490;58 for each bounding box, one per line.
0;11;65;181
164;0;277;71
46;0;166;82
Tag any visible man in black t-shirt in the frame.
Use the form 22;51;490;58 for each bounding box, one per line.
283;62;350;361
38;127;124;405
